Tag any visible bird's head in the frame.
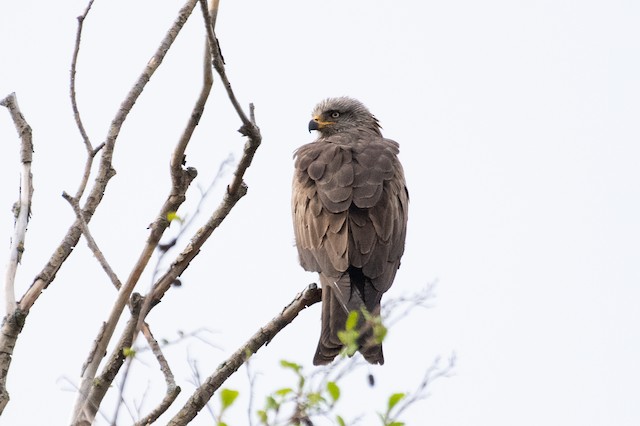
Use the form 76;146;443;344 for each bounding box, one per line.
308;97;381;137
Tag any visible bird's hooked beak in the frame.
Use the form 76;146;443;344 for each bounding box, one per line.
308;116;334;133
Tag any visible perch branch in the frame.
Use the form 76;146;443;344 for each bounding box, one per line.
167;284;322;425
1;93;33;316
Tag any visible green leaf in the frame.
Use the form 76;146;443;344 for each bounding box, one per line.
257;409;268;424
327;381;340;402
220;388;239;409
275;387;293;397
373;322;388;343
265;395;278;410
122;347;136;358
337;329;359;356
217;423;228;426
280;359;302;373
345;310;359;330
166;211;182;223
387;393;405;412
387;422;405;426
307;392;325;406
336;415;346;426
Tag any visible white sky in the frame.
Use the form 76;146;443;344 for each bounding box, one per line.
1;0;639;425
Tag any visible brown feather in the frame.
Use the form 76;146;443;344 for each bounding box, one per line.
293;97;408;365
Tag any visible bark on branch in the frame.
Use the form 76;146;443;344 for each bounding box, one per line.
1;93;34;316
0;92;34;412
69;1;200;423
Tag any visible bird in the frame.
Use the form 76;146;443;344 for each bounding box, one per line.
292;97;409;365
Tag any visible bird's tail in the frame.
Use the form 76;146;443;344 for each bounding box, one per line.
313;274;384;365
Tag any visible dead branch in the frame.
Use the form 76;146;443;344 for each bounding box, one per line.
71;0;228;420
70;0;101;200
62;192;122;291
0;92;34;412
72;294;144;425
134;323;181;425
167;284;322;425
1;93;33;316
198;0;261;197
69;1;200;423
19;0;198;313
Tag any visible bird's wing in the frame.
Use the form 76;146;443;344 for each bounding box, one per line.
292;138;354;276
349;137;409;294
293;134;408;291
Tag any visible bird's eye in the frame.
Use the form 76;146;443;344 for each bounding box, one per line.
330;111;340;119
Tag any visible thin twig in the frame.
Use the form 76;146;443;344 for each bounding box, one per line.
70;0;94;153
186;353;216;420
111;356;135;425
167;284;323;425
386;353;456;423
198;0;249;128
152;154;233;284
134;324;182;425
62;192;122;290
198;0;261;197
245;359;257;426
1;93;33;316
383;282;437;328
70;0;100;200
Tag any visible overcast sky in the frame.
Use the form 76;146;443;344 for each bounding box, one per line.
1;1;639;425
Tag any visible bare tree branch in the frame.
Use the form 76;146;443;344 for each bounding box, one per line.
71;0;228;419
134;323;181;425
0;92;34;412
68;1;200;422
71;294;144;425
135;0;264;339
1;93;33;316
111;355;135;425
167;284;322;425
198;0;261;197
62;192;123;291
19;0;198;313
70;0;101;200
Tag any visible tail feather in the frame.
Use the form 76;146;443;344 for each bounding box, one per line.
313;274;385;365
313;282;344;365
